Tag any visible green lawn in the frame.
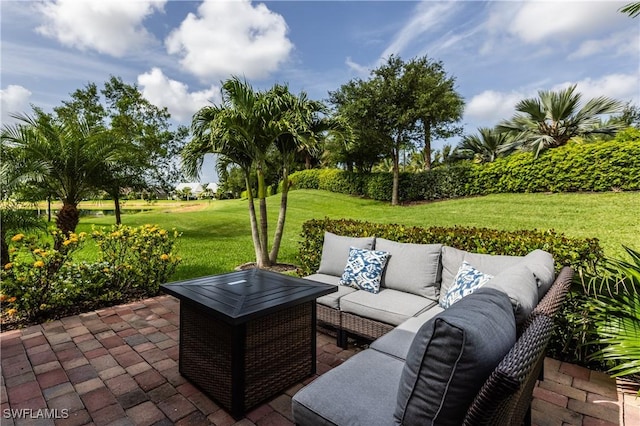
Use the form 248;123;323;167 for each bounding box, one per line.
73;190;640;281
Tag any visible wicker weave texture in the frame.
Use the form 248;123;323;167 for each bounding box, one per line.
531;266;574;319
340;311;394;340
244;303;313;409
317;304;341;328
180;302;234;409
179;301;314;416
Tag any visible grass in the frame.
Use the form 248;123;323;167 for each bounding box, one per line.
69;190;639;281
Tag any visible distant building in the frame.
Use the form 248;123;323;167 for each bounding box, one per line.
206;182;219;193
175;182;204;199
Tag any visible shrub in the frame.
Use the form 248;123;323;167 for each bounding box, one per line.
298;218;603;276
287;138;640;202
554;246;640;375
318;169;365;195
469;139;640;194
0;224;181;323
289;169;320;190
91;224;181;299
1;230;87;320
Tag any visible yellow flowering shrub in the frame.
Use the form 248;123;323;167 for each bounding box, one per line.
1;224;181;323
0;230;86;321
91;224;181;299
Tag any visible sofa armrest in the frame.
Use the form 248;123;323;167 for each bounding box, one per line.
462;314;555;426
522;266;574;332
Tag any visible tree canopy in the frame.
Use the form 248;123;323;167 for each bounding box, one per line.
1;76;184;234
330;55;464;205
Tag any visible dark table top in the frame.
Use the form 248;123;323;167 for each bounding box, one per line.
160;269;337;325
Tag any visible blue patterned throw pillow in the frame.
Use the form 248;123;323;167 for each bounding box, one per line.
441;261;494;308
340;247;390;294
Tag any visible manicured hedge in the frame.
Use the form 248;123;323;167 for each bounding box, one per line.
469;138;640;194
288;138;640;202
298;218;603;276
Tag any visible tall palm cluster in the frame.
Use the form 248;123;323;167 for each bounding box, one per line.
183;77;336;268
454;85;624;164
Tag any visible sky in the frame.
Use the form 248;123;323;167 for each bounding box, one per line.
1;0;639;183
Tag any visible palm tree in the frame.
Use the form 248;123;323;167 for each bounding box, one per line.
621;2;640;17
458;127;512;163
588;247;640;385
184;77;325;268
498;85;624;156
265;85;332;262
1;109;121;236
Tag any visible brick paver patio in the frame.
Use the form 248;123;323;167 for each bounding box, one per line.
1;295;638;425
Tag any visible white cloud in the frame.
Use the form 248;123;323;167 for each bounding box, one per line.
35;0;166;57
165;0;293;81
345;57;369;77
380;1;458;60
1;85;32;125
552;73;640;105
137;68;221;123
465;90;525;124
571;29;638;59
507;1;627;44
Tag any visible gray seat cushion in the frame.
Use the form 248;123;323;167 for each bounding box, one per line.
292;349;404;426
304;273;357;309
317;232;375;276
484;263;539;325
440;246;523;306
340;289;434;326
375;238;442;300
370;305;444;360
394;288;516;426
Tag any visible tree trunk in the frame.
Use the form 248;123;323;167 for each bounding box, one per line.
55;201;80;250
56;202;80;235
1;236;9;267
423;120;432;171
47;195;52;222
113;192;122;225
256;167;270;267
392;147;400;206
269;166;289;264
245;175;264;268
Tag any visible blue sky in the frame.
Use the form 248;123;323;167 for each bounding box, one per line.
1;0;639;183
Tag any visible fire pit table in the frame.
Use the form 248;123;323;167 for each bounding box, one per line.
160;269;336;419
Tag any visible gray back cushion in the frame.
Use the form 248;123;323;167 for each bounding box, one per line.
317;231;375;276
376;238;442;300
394;288;516;426
484;263;538;325
440;246;523;306
522;249;555;299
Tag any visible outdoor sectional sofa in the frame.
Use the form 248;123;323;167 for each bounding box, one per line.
292;232;574;425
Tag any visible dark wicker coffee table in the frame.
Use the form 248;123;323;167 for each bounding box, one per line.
160;269;336;419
